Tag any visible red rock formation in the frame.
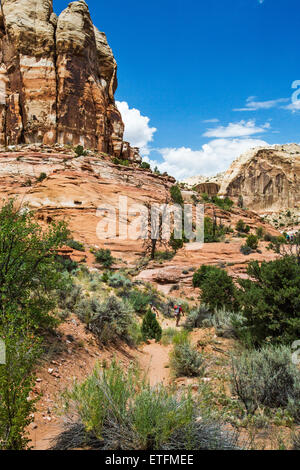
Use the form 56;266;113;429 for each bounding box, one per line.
0;0;139;161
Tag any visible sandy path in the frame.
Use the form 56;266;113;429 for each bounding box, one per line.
136;313;178;387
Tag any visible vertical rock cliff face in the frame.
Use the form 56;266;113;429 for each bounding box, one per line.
218;144;300;213
0;0;139;160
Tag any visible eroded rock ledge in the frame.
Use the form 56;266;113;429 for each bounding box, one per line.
0;0;140;162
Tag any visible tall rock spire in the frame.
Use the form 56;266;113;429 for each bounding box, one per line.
0;0;140;161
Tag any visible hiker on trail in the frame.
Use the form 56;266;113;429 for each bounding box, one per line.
174;303;183;327
150;303;159;317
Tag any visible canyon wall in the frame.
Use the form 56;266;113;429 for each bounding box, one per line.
0;0;139;161
218;144;300;213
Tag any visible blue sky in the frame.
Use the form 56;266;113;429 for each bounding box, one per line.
53;0;300;179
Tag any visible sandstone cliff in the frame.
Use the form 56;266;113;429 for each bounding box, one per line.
0;0;139;161
184;144;300;214
218;144;300;213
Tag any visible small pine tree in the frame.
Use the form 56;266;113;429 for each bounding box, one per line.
141;309;162;342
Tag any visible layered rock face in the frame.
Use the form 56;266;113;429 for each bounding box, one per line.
184;144;300;214
218;144;300;213
0;0;139;160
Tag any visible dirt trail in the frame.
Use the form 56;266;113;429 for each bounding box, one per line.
136;313;178;387
30;312;179;449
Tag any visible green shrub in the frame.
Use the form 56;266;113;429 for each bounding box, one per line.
87;295;136;345
0;201;69;449
237;257;300;345
140;161;151;170
161;328;178;345
170;185;184;205
246;234;258;250
53;361;241;450
129;289;151;315
255;227;264;239
236;220;250;233
184;304;211;329
37;172;47;183
170;339;205;378
240;244;252;255
141;309;162;342
231;346;300;418
0;319;40;450
210;195;234;211
204;308;246;339
107;272;132;289
192;265;220;288
169;231;184;252
113;158;129;166
200;268;237;312
56;255;79;273
154;250;175;261
204;217;226;243
74;145;88;157
57;277;82;311
94;249;114;268
66;239;85;252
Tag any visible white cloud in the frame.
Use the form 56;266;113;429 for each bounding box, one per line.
234;96;289;111
203;120;270;138
202;118;219;123
148;137;269;180
283;101;300;113
116;101;157;156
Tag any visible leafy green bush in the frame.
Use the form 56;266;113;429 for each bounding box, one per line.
66;239;85;252
184;304;211;329
140;161;151;170
94;249;114;268
210;196;234;211
204;308;246;339
113;157;129;166
154;250;175;261
200;268;237;312
240;244;252;256
129;289;151;315
0;318;40;450
74;145;88;157
53;361;241;450
170;185;184;205
107;272;132;289
193;265;220;288
237;257;300;345
246;234;258;250
0;201;69;449
231;346;300;418
236;220;250;233
57;276;82;311
86;295;136;345
255;227;265;239
56;255;79;273
170;338;205;378
141;309;162;342
37;172;47;183
204;217;226;243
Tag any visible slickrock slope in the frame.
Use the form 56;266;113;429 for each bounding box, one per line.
184;144;300;214
0;146;174;259
0;0;139;161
